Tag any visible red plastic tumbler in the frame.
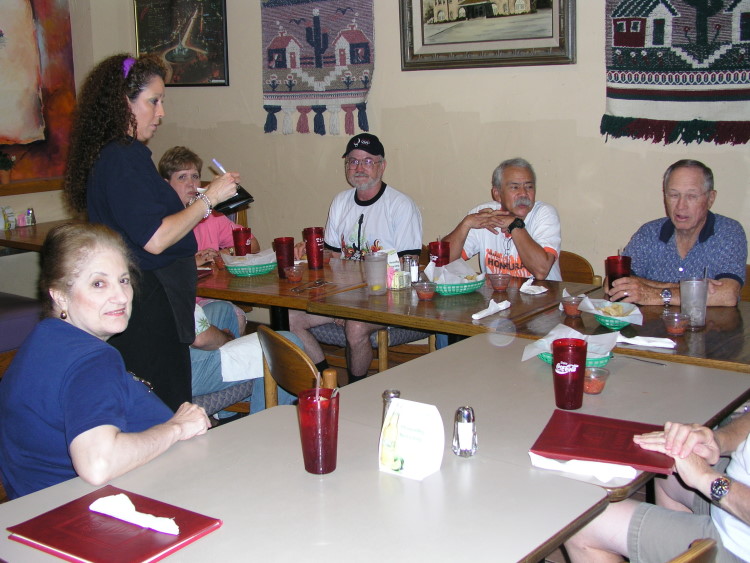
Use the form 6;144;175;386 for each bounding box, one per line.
232;227;252;257
429;241;451;267
274;237;294;278
303;227;325;270
551;338;587;410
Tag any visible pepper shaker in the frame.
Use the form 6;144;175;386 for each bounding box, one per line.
452;406;477;457
26;207;36;226
382;389;400;426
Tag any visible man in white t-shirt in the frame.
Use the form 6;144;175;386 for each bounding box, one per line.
443;157;561;281
290;134;422;385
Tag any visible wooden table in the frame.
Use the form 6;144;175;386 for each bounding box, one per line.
0;219;74;252
0;406;608;563
512;289;750;373
307;278;599;337
337;334;750;501
197;259;366;329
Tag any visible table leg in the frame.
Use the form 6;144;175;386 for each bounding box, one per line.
270;306;289;331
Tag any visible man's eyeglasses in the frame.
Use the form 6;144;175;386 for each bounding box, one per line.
665;191;709;204
345;157;383;169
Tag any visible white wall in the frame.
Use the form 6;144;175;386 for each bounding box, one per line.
3;1;748;298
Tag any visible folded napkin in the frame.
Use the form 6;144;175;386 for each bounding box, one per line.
617;334;676;349
472;299;511;320
521;323;619;361
558;287;585;310
528;452;637;483
520;277;548;295
89;494;180;535
579;297;644;326
219;333;264;382
223;248;276;266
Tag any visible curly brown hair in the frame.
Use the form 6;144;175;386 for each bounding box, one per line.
63;54;167;213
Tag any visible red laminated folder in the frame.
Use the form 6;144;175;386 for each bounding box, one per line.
7;485;222;562
530;410;675;475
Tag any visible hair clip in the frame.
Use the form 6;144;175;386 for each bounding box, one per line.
122;57;136;78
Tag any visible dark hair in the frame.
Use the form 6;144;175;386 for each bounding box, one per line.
662;159;714;192
63;54;167;213
491;157;536;188
39;223;137;316
158;146;203;180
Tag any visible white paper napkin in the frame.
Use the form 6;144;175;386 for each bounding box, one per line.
219;333;264;381
520;277;548;295
472;299;511;320
521;324;619;361
89;494;180;535
223;248;276;266
528;452;637;483
424;258;485;285
579;297;644;326
617;334;676;349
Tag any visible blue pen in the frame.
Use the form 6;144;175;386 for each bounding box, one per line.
211;158;227;174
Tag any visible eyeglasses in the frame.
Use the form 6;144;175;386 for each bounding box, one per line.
345;157;383;169
665;191;709;204
129;371;153;392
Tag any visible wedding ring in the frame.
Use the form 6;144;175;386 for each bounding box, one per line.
624;291;629;297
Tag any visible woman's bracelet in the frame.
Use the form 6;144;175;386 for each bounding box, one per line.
188;193;212;219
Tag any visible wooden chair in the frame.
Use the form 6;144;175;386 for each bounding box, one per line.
559;250;602;286
666;538;717;563
257;325;337;408
741;265;750;302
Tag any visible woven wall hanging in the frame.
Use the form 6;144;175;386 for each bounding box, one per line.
602;0;750;145
261;0;374;135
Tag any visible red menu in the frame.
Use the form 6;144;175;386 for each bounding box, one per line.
8;485;222;562
530;410;675;474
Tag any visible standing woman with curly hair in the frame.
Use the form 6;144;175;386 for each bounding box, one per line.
63;54;239;411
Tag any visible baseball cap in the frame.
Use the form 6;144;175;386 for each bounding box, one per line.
342;133;385;158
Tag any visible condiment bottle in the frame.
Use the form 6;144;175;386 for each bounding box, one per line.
452;406;477;457
382;389;400;426
26;208;36;226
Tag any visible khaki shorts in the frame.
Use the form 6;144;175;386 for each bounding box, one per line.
627;460;744;563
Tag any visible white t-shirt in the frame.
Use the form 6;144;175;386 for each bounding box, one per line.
461;200;562;281
712;436;750;560
324;182;422;260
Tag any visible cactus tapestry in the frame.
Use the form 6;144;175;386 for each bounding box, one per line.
261;0;374;135
602;0;750;145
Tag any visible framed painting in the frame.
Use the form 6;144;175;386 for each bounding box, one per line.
400;0;576;70
133;0;229;86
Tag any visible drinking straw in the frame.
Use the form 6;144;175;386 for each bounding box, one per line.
703;266;708;279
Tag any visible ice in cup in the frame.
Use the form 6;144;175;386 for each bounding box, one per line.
561;296;583;318
551;338;587;410
297;388;339;474
680;278;708;330
232;227;252;257
274;237;294;278
364;252;388;296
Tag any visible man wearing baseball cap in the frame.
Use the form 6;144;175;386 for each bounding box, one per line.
290;133;423;384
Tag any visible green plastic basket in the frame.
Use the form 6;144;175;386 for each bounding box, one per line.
538;352;613;368
225;262;277;277
594;314;630;330
435;279;485;296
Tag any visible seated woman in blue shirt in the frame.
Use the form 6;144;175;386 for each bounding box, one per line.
0;223;210;499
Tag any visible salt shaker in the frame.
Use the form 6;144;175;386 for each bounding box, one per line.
452;406;477;457
382;389;400;426
26;208;36;226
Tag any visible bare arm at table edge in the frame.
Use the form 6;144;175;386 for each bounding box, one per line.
69;403;210;486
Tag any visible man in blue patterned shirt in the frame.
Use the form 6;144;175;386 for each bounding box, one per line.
607;160;746;307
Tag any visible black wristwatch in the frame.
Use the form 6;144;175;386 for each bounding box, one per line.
710;476;731;503
660;288;672;307
508;218;525;234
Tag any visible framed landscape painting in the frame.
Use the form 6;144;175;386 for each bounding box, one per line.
400;0;576;70
133;0;229;86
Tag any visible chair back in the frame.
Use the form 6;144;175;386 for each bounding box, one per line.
559;251;601;286
257;325;336;407
666;538;717;563
742;265;750;302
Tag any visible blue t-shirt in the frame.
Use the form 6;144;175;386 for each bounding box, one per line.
624;212;747;286
0;319;172;499
87;140;197;271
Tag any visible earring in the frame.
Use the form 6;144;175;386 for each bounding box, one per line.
60;310;67;320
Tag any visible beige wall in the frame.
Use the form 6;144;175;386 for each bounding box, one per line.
4;1;749;292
